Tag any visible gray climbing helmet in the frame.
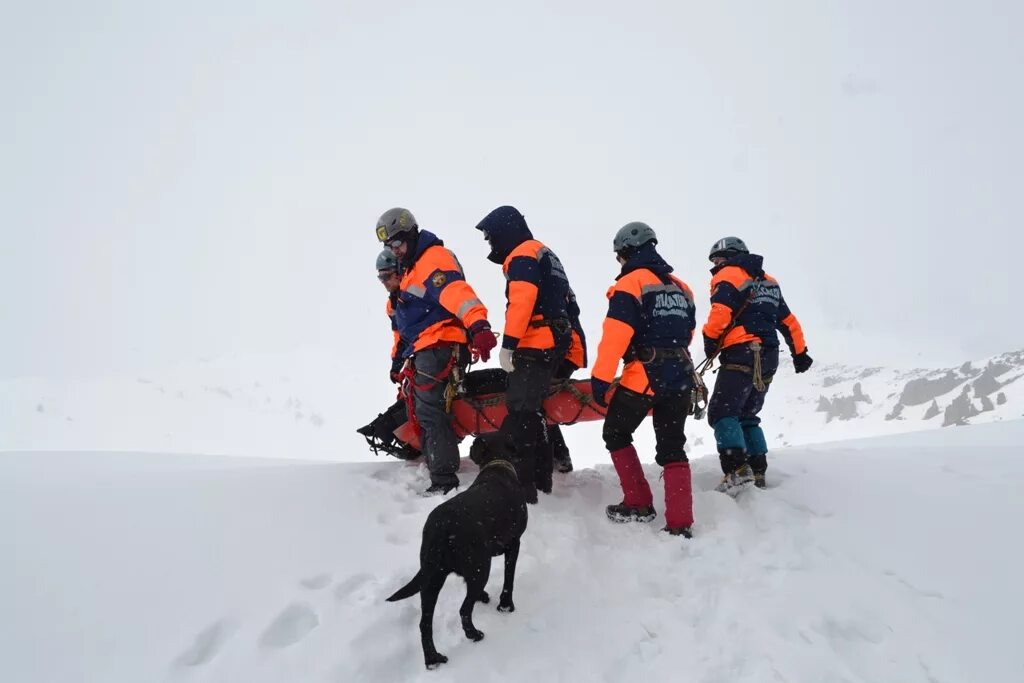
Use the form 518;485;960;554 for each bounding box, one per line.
375;208;418;242
708;236;748;260
613;222;658;252
376;249;398;272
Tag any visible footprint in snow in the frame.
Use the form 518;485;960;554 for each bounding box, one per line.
299;573;332;590
883;570;945;599
172;618;237;667
334;572;375;603
258;602;319;650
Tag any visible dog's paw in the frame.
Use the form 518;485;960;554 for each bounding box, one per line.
497;601;516;613
464;627;485;642
425;653;448;669
477;590;490;604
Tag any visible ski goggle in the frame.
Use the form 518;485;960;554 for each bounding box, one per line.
384;232;413;250
377;270;398;282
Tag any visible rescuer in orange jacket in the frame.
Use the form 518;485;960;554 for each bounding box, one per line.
590;222;697;538
376;208;497;495
377;249;408;383
355;249;421;461
474;205;578;503
701;236;812;491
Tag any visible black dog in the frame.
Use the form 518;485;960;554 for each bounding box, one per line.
386;454;528;669
470;431;552;505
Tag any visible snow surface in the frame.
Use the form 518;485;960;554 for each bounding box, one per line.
4;348;1023;467
4;421;1023;682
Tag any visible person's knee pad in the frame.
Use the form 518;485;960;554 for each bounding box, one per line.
712;417;746;452
740;419;767;457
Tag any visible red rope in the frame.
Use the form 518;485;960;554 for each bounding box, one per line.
399;351;458;438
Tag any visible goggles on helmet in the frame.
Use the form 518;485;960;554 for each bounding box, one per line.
384;234;408;250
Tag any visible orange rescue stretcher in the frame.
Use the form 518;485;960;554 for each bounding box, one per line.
357;368;611;458
394;374;609;452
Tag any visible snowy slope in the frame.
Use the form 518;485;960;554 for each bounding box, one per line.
3;348;1024;465
3;422;1022;682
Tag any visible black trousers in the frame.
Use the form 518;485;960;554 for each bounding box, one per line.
602;386;691;466
500;348;560;499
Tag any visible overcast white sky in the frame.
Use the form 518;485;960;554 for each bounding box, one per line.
2;0;1022;378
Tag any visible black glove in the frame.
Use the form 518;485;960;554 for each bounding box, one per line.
793;350;813;374
703;335;718;360
590;377;612;408
390;359;404;383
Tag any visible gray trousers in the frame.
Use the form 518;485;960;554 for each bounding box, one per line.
412;345;465;487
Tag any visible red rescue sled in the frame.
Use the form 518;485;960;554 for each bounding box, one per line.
393;377;610;452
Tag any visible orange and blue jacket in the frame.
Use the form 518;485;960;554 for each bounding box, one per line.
702;252;807;355
476;206;586;366
499;239;575;355
393;231;489;356
592;245;696;395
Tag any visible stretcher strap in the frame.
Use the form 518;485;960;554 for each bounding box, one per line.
453;378;609;437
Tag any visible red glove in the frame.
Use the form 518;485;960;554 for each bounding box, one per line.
468;321;497;362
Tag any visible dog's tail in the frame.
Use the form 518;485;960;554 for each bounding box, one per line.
386;570;422;602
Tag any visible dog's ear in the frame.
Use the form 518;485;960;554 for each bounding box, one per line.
469;436;490;467
470;433;515;467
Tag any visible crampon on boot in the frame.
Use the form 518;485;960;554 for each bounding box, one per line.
716;463;754;494
662;526;693;538
753;472;767;489
606;502;657;523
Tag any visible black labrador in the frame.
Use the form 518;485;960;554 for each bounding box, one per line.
386;448;528;669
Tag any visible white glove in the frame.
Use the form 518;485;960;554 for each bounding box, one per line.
499;348;515;373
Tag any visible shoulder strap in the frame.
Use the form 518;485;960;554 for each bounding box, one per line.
707;275;763;361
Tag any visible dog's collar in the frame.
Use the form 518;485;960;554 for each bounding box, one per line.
481;458;519;480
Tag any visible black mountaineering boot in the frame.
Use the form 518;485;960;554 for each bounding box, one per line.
662;526;693;539
422;482;458;497
716;464;754;493
606;502;657;523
